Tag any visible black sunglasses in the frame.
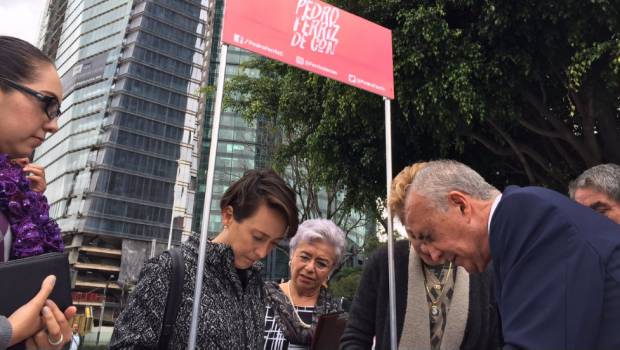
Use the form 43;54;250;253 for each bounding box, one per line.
0;77;62;120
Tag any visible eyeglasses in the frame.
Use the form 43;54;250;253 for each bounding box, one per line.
295;252;333;271
0;77;62;120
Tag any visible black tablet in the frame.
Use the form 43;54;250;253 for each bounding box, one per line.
311;311;348;350
0;252;73;316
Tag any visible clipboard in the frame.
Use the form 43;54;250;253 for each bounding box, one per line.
311;311;348;350
0;252;73;316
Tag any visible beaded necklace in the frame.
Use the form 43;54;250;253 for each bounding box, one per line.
285;282;312;329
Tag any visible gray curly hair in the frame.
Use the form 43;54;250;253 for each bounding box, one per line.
289;219;346;268
408;160;500;211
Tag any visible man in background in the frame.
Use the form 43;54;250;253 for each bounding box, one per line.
569;163;620;224
69;323;82;350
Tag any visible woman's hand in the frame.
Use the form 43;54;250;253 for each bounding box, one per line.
24;300;77;350
8;275;55;345
24;163;46;193
12;158;47;193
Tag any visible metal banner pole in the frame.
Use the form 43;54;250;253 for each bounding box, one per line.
168;160;182;249
384;97;397;349
167;181;177;250
166;211;174;249
187;43;229;349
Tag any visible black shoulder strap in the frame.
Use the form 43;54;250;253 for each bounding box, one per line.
158;248;184;350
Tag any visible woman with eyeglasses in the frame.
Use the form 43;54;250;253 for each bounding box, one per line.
263;219;345;350
0;36;75;350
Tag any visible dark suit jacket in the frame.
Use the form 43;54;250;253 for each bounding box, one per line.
490;186;620;350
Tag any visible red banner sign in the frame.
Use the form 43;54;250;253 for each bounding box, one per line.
222;0;394;99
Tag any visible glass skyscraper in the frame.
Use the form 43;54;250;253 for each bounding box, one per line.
35;0;211;328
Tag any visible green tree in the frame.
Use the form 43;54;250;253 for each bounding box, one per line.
361;233;386;259
384;0;620;187
224;58;388;223
224;0;620;222
329;266;362;301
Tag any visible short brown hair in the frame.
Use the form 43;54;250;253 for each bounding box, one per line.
220;169;299;238
388;162;428;222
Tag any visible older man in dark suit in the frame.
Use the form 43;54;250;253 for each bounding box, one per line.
402;160;620;350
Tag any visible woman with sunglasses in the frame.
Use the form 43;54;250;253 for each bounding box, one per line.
0;36;75;349
263;219;345;350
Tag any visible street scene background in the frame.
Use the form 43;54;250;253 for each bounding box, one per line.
1;0;618;348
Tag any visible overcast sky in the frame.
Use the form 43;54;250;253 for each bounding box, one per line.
0;0;48;44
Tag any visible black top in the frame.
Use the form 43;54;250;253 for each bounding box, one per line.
236;268;249;289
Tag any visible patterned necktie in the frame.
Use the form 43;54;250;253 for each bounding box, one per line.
0;213;9;262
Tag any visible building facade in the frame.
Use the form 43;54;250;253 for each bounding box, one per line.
35;0;211;327
38;0;69;60
36;0;372;333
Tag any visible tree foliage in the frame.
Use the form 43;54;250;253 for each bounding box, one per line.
224;0;620;221
224;58;388;222
329;266;362;301
384;0;620;187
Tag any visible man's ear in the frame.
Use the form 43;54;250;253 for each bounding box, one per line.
447;191;469;216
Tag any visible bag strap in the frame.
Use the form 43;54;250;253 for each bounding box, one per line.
157;248;184;350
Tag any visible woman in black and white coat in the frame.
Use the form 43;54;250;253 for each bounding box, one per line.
110;169;299;349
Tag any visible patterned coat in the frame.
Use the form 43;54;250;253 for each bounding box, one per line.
110;236;266;349
263;281;342;346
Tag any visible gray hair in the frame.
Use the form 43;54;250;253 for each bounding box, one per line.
568;163;620;203
408;160;500;211
289;219;346;268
